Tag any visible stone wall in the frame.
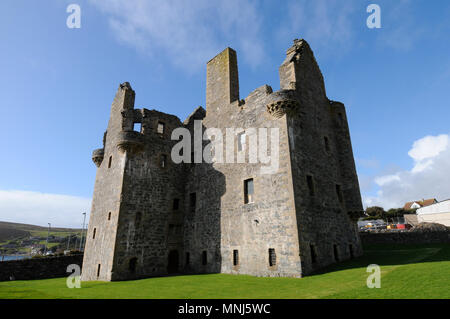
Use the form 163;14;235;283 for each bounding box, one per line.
0;255;83;282
193;80;302;278
359;231;450;245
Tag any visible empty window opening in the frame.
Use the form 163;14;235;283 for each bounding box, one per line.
349;244;354;258
237;132;246;151
185;252;190;265
108;156;112;168
244;178;254;204
133;122;141;133
189;193;196;212
108;212;111;221
324;136;330;152
97;264;101;277
333;244;339;262
92;228;96;239
335;184;343;204
306;175;315;196
233;250;239;266
157;122;165;135
202;251;207;265
160;154;167;168
129;257;137;273
173;198;180;210
268;248;276;267
310;244;317;264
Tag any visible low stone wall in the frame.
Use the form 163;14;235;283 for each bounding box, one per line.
360;231;450;245
0;254;83;281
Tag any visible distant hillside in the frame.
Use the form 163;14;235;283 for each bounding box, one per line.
0;227;30;242
0;221;81;242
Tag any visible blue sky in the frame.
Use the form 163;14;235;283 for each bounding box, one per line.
0;0;449;227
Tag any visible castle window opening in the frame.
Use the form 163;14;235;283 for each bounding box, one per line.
157;122;165;135
269;248;276;267
108;156;112;168
349;244;354;258
133;122;141;133
333;244;339;261
310;244;317;263
306;175;315;196
335;184;343;204
92;228;96;239
324;136;330;152
173;198;180;210
97;264;101;277
244;178;254;204
202;251;207;265
129;257;137;273
185;252;190;265
189;193;196;212
108;212;111;220
233;249;239;266
160;154;167;168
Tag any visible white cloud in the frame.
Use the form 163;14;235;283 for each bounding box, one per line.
0;190;91;228
89;0;266;72
363;134;450;209
374;174;400;186
408;134;448;161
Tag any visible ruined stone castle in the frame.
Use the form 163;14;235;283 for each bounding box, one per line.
81;39;364;281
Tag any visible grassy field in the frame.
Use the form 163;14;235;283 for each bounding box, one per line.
0;244;449;299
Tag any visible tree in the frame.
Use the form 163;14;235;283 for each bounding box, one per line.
365;206;386;220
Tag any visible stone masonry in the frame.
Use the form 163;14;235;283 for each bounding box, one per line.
81;39;364;281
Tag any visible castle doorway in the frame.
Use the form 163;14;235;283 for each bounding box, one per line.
167;250;179;274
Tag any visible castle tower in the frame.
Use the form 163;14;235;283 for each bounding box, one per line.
82;83;137;281
206;47;240;116
82;82;187;281
82;39;363;281
278;40;363;272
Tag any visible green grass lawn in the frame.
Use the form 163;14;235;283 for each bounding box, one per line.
0;244;449;299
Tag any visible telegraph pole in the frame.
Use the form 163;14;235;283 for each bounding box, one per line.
79;212;86;251
44;223;51;255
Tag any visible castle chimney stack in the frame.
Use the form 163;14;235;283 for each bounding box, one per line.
206;47;239;114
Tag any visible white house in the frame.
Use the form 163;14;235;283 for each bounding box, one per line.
416;199;450;227
403;198;437;210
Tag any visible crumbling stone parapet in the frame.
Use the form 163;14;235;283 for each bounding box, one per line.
116;131;145;154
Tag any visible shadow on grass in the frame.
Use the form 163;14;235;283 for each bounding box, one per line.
310;243;450;277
